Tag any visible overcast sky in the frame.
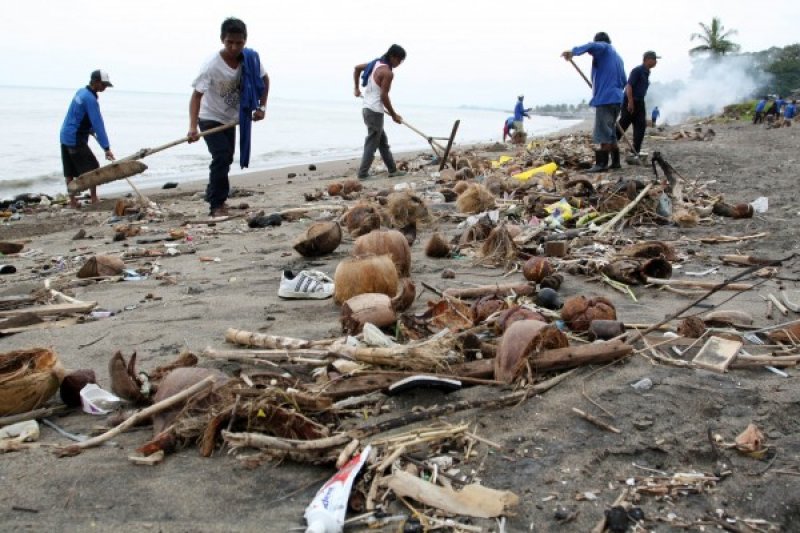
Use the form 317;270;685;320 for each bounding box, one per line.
1;0;797;109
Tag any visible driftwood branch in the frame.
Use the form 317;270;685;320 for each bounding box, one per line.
595;182;654;238
442;282;536;300
57;376;216;456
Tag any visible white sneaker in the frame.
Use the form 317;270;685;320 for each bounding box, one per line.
278;269;335;299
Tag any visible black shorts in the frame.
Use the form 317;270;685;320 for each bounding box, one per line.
61;143;99;179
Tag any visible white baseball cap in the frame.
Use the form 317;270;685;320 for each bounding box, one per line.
90;69;113;87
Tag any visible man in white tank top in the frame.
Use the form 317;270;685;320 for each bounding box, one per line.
353;45;407;179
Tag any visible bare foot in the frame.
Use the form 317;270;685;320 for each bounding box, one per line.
69;196;80;209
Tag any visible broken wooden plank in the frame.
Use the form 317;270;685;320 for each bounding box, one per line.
0;302;96;319
0;317;80;335
0;295;37;311
692;336;742;373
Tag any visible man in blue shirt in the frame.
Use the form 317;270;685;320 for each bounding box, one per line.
783;100;797;127
617;51;659;157
513;95;531;134
562;32;626;172
60;70;116;208
651;106;660;127
753;96;767;124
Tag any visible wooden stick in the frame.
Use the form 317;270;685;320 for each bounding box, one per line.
0;406;67;427
0;302;97;319
768;293;789;316
56;376;216;456
571;407;621;434
595;183;654;238
645;277;754;291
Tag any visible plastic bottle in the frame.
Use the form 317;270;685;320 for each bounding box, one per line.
304;445;372;533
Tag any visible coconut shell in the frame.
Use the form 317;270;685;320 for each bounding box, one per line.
151;367;228;434
456;184;495;214
341;293;397;334
334;255;400;304
352;229;411;277
77;255;124;278
109;351;147;404
0;347;64;416
456;158;472;170
522;257;554;283
440;189;458;202
602;259;645;286
342;179;363;195
561;295;617;332
484;175;507;196
452;181;470;195
425;233;451;258
341;202;382;237
495;320;568;383
455;167;475;180
493;306;545;334
60;369;97;407
472;296;507;324
293;221;343;257
391;278;416;312
640;257;672;279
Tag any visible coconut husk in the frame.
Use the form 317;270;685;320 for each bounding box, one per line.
561;295;617;332
77;255;124;278
352;229;411;277
602;258;672;286
327;182;344;196
459;216;494;245
735;423;765;454
151;368;229;435
399;223;417;247
425;233;451;258
341;293;397;334
387;192;430;229
522;257;554;283
109;351;148;404
767;322;800;344
456;157;472;170
334;255;400;305
472;296;507;324
484;175;508;196
493;306;546;334
479;225;518;268
619;241;677;261
673;208;699;227
392;278;416;312
495;320;568;383
0;347;64;416
713;201;753;219
452;181;470;195
341;202;382;237
455;167;475;180
293;221;343;257
457;184;495;214
539;274;563;291
677;316;706;338
427;298;474;332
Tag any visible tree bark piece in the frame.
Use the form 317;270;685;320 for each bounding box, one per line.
384;470;519;518
531;340;632;373
442;282;536;300
0;302;97;319
56;376;215;456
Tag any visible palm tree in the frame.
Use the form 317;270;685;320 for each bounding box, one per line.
690;17;741;56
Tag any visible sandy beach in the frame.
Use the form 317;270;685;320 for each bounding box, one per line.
2;118;800;532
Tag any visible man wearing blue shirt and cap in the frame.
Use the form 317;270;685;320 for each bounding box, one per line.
617;51;659;159
562;32;626;172
59;69;116;208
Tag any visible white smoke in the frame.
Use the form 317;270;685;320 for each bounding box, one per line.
649;55;771;124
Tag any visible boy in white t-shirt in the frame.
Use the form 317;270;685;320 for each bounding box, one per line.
188;17;269;217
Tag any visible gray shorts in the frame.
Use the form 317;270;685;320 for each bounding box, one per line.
593;104;620;145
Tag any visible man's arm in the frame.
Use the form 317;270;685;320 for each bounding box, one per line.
625;84;634;112
188;90;203;142
562;42;599;60
353;63;367;97
86;98;114;160
254;73;269;122
377;69;401;124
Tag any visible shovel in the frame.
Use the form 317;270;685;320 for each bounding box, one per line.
67;121;238;195
567;59;643;165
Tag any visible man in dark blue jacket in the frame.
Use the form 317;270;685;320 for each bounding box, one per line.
617;51;659;159
59;70;116;207
562;32;626;172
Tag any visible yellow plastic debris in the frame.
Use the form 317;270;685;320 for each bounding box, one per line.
512;162;558;181
490;155;514;169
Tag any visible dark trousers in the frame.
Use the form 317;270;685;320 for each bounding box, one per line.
200;120;236;210
617;99;647;154
358;109;396;178
753;112;764;124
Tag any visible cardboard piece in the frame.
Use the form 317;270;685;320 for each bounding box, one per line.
692;336;742;373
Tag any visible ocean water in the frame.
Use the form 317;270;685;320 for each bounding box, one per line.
0;86;580;198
